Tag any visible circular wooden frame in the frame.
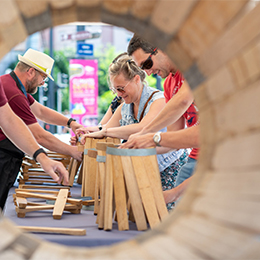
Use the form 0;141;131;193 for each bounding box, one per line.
0;1;260;258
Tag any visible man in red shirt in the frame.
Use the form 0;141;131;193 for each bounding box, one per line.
0;48;82;210
121;34;200;203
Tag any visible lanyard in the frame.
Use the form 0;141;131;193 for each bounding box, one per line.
9;71;27;98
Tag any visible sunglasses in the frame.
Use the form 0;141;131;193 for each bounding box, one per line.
140;48;157;70
110;79;132;94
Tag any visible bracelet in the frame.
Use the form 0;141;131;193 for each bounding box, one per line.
33;148;47;162
98;123;102;130
67;118;76;128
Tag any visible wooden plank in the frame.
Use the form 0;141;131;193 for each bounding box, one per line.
82;199;96;206
192;195;260;232
144;155;168;220
69;159;81;186
96;142;115;151
94;159;100;215
19;178;58;184
76;162;83;184
15;188;70;196
198;2;260;76
16;197;27;209
15;202;81;214
86;150;98;198
112;154;129;231
81;137;92;196
97;148;106;229
103;153;114;231
15;191;82;206
18;184;69;190
18;226;86;236
131;156;160;229
121;156;147;231
53;189;69;219
23;172;50;176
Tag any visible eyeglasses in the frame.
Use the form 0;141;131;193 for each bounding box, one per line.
140;48;157;70
110;79;132;94
36;70;48;81
27;67;47;81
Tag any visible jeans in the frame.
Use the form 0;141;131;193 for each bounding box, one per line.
175;157;197;187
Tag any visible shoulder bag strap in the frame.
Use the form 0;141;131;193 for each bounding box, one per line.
139;90;159;122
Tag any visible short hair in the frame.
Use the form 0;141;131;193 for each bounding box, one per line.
15;61;31;72
127;34;156;56
108;52;146;89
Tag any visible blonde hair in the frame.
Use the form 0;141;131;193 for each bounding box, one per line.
108;53;146;89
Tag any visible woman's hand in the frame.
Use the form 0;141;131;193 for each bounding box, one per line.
75;126;99;137
80;129;106;145
69;136;78;146
75;127;89;137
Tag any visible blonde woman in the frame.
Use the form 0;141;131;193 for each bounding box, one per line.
78;53;188;210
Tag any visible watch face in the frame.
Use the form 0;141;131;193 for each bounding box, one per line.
153;132;161;145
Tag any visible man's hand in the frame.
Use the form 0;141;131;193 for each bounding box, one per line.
70;121;84;134
37;154;69;185
70;146;83;161
120;133;155;149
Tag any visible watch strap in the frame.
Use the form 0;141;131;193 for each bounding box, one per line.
33;148;47;162
67;118;76;128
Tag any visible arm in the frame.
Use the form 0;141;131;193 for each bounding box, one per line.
80;103;123;142
28;122;82;161
0;103;69;185
30;101;82;133
120;125;199;149
106;98;166;139
141;81;194;134
81;98;166;142
163;176;192;203
99;105;113;125
75;106;114;135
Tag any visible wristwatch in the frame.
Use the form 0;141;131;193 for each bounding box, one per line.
153;132;162;146
67;118;76;128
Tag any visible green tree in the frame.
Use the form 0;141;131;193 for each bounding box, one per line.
95;44;118;96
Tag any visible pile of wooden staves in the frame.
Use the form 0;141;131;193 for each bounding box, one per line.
13;186;82;219
13;151;86;236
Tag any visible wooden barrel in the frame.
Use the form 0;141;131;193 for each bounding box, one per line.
102;146;168;231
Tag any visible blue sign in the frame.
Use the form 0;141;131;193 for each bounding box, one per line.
77;43;94;56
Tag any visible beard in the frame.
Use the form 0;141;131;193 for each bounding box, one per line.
26;76;39;94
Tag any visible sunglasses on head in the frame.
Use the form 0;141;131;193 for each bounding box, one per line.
141;48;157;70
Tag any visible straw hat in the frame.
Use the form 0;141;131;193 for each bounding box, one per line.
18;48;54;81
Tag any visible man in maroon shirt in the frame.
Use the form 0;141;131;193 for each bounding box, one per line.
0;79;70;211
121;35;200;204
0;49;82;210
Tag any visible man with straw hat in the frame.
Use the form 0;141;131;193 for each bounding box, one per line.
0;79;69;211
0;49;82;209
